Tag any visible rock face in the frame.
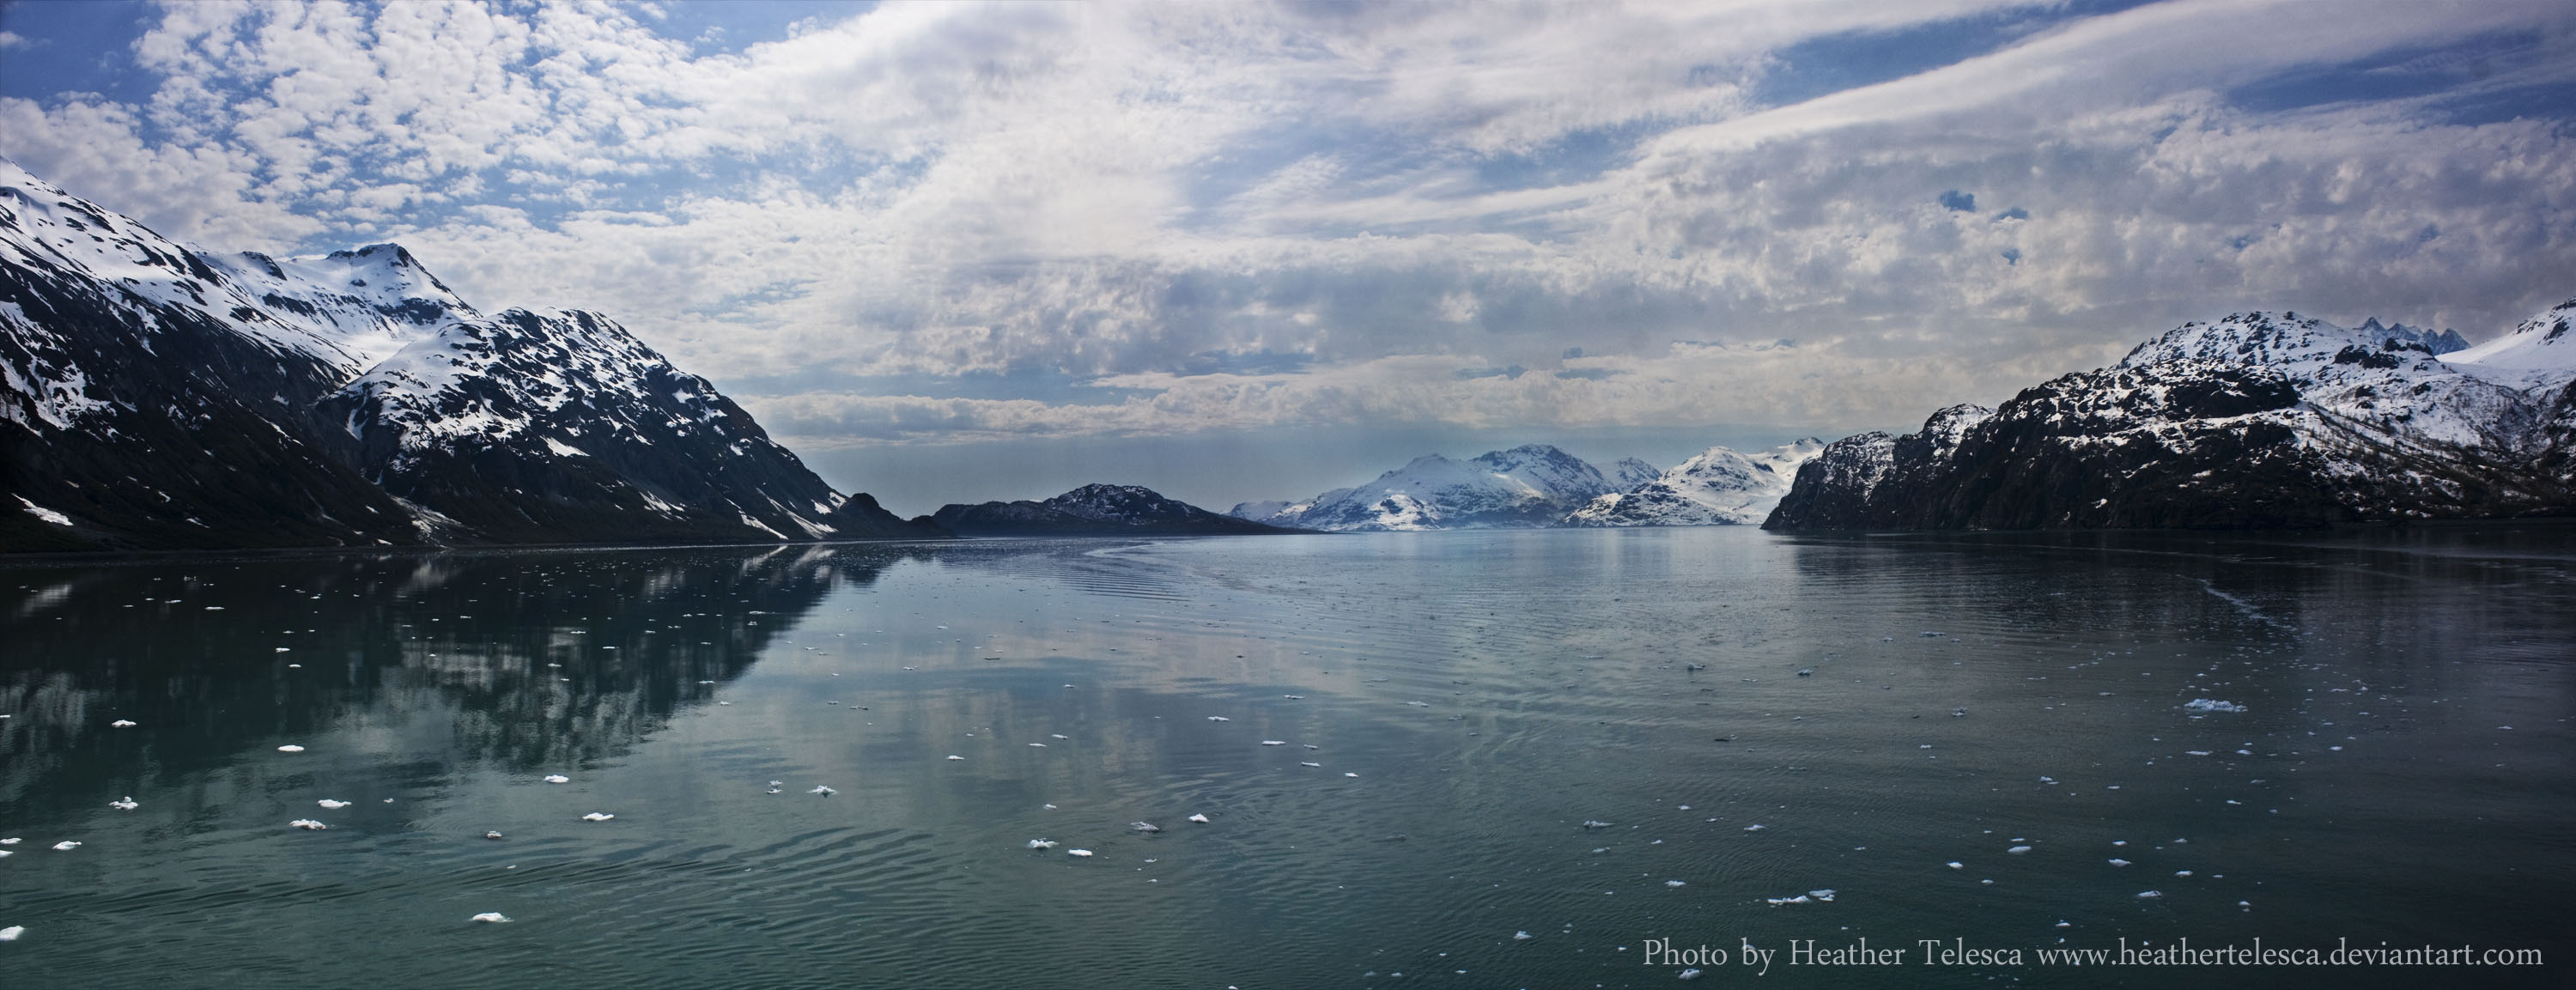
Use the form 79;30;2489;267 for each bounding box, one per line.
0;159;936;551
1230;444;1628;531
1567;439;1825;526
935;483;1299;537
1765;303;2576;531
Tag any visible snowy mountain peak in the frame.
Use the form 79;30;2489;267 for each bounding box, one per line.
2;161;473;382
2441;297;2576;387
1566;438;1827;527
1231;443;1625;531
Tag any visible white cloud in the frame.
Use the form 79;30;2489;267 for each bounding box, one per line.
3;0;2572;454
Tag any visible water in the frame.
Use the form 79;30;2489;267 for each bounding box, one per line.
2;527;2570;988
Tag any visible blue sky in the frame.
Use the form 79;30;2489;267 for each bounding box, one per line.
4;0;2573;513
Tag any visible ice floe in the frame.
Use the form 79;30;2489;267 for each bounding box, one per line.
289;820;326;830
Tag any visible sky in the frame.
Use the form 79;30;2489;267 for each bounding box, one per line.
3;0;2573;515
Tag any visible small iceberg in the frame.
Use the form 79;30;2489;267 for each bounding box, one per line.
2110;859;2131;866
1261;740;1286;746
2183;699;2247;713
276;745;306;753
946;756;965;761
52;841;82;850
289;820;326;830
110;797;138;811
1066;848;1094;858
110;720;137;728
1027;839;1058;850
580;812;615;822
484;831;505;841
1206;716;1230;722
544;774;570;784
318;799;351;809
2137;890;2162;899
1188;814;1211;823
1131;822;1162;833
1582;820;1614;829
1513;931;1531;941
809;786;836;796
0;926;21;941
2007;845;2032;854
1665;880;1686;888
471;913;511;923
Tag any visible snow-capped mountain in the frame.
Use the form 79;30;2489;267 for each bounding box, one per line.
0;160;935;551
1766;301;2576;530
1607;457;1662;491
935;483;1299;536
1230;444;1629;531
1566;438;1825;526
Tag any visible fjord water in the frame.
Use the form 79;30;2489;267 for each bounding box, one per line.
1;528;2568;988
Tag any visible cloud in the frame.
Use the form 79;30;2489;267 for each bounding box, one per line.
3;0;2572;454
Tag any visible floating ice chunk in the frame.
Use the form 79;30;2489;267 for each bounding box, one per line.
1947;861;1963;869
289;820;326;830
471;913;511;923
1029;743;1047;748
2039;776;2055;783
52;840;82;851
110;720;137;728
1345;772;1359;777
0;926;19;941
1953;708;1966;717
276;745;306;753
544;775;569;784
580;812;615;822
1206;716;1230;722
1188;814;1211;823
2137;890;2162;898
1261;740;1287;746
275;647;290;653
317;799;350;809
1050;734;1069;739
0;839;15;845
1131;822;1162;833
2056;920;2071;928
2175;870;2192;877
1514;931;1532;941
110;797;138;811
1744;824;1766;831
1406;702;1431;708
809;786;836;796
1582;820;1614;829
1679;969;1703;980
2008;846;2032;854
1666;880;1686;887
1301;762;1321;768
2183;699;2246;713
945;755;966;762
1066;848;1094;858
2185;750;2213;756
484;831;504;840
1028;839;1059;849
1809;890;1836;902
2110;859;2131;866
1765;895;1812;906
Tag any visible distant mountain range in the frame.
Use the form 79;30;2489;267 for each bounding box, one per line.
1228;440;1824;531
1765;302;2576;529
0;159;939;551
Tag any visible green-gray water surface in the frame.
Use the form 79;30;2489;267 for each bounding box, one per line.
2;526;2570;988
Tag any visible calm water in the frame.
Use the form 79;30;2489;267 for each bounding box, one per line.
2;527;2570;988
